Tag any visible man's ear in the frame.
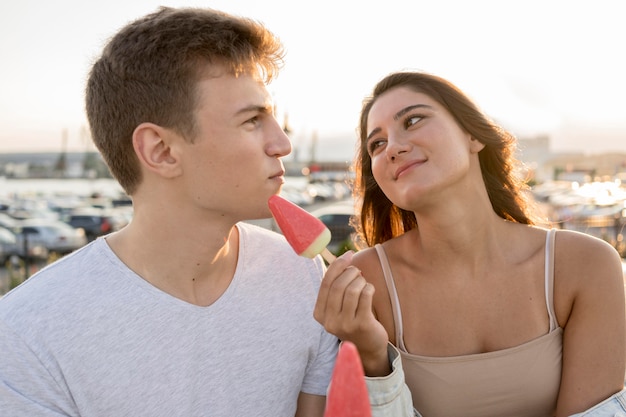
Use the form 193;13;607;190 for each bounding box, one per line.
132;122;182;178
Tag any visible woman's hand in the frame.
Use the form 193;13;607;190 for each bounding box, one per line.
314;251;391;376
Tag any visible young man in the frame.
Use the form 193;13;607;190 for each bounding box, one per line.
0;7;414;416
0;7;336;416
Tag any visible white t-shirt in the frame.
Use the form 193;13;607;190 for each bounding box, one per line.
0;222;338;416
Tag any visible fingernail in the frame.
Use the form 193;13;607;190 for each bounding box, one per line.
339;250;354;260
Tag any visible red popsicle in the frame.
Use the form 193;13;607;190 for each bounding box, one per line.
268;194;335;263
325;341;372;417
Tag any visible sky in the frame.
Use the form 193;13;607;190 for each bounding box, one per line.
1;0;625;159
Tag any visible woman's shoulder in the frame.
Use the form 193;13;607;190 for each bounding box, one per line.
553;228;622;265
553;228;623;303
352;246;383;278
514;225;619;266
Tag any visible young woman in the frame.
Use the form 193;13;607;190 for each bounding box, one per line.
315;71;625;417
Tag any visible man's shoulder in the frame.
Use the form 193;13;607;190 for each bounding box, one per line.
0;240;105;312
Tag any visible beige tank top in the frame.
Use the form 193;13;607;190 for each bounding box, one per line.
375;229;562;417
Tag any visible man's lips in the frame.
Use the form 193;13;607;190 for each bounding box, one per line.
269;169;285;179
394;159;426;180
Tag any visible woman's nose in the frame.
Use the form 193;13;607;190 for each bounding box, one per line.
386;137;410;162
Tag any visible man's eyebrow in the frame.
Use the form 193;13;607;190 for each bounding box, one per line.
366;104;433;141
393;104;432;121
234;104;273;116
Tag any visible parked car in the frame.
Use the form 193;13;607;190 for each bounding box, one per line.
63;208;126;242
0;213;19;230
15;219;88;255
0;226;17;264
310;201;358;255
0;226;48;264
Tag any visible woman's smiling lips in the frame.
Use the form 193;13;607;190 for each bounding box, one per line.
394;159;426;180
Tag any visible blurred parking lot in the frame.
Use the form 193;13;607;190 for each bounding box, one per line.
2;176;626;297
0;175;354;296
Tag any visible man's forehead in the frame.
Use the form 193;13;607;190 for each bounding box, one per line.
195;71;273;113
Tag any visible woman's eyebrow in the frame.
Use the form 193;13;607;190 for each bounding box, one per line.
367;103;434;141
366;127;381;142
393;104;432;121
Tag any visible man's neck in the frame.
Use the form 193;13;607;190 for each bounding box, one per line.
105;222;240;306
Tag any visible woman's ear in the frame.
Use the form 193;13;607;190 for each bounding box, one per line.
469;136;486;153
132;123;182;178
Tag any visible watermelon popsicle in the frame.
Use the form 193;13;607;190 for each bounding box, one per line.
324;341;372;417
268;194;336;263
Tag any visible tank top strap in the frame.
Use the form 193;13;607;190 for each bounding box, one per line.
374;244;406;351
545;229;558;331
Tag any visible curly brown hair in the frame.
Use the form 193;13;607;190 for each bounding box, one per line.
354;71;536;247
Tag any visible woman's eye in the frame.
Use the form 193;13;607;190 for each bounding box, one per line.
404;115;423;128
368;139;386;155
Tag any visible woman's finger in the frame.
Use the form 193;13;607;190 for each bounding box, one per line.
324;266;362;317
338;273;369;319
314;251;354;322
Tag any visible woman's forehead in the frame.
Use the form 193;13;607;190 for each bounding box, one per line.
368;89;435;121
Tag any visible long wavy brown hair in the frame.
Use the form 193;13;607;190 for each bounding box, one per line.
354;71;536;247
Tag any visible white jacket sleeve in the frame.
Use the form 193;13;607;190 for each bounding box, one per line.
365;343;421;417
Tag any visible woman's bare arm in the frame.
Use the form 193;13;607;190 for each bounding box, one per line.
555;231;626;416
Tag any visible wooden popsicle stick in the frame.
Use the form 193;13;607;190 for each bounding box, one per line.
321;247;336;264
